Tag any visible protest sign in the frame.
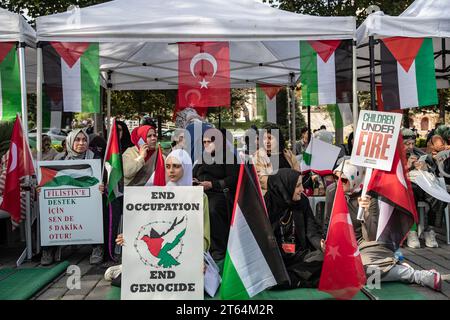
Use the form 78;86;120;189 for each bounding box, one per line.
121;186;204;300
351;110;402;171
38;159;103;246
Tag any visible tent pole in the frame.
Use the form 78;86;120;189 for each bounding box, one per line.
106;70;112;135
290;73;296;151
36;44;43;162
352;38;358;132
286;86;291;148
307;105;311;143
369;36;376;111
18;43;33;262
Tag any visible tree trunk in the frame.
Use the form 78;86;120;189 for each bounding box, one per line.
403;109;410;128
242;105;250;122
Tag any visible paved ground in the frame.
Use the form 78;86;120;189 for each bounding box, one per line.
1;228;450;300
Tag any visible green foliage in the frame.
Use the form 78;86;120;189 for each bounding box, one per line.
0;120;14;158
266;0;414;25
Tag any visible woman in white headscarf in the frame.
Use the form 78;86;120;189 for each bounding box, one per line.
106;149;210;284
324;159;442;291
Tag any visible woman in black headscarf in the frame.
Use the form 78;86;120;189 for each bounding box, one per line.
115;120;133;154
264;168;325;289
193;127;240;261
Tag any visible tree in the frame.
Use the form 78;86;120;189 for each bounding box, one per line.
265;0;414;25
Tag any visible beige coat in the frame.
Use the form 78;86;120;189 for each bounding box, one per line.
254;148;300;195
122;146;158;186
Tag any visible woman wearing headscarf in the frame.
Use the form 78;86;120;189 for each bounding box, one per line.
264;168;325;289
254;123;300;195
324;159;442;291
122;125;158;186
105;148;210;285
115;120;133;154
193;127;239;261
41;129;105;266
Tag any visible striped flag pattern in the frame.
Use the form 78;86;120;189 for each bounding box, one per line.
300;40;353;107
42;42;100;115
256;84;283;123
380;37;437;110
221;164;289;299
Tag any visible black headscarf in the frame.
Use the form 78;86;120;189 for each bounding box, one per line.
116;120;133;154
264;168;301;221
89;134;107;160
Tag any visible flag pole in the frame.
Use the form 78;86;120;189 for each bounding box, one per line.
352;36;358;133
290;73;296;151
18;42;34;264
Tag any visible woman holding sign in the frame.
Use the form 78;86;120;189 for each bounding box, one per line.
40;129;105;266
106;148;210;285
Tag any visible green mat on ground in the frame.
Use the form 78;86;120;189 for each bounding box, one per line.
106;259;426;300
0;261;69;300
106;281;426;300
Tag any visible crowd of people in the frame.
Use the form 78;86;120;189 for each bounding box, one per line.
1;109;449;295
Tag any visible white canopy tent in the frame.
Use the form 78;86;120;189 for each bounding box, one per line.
36;0;356;151
356;0;450;95
0;8;37;265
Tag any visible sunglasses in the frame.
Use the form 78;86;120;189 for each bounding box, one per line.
333;174;349;184
203;140;212;144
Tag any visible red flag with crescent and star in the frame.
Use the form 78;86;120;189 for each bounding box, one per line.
178;42;230;108
319;177;366;300
0;115;35;228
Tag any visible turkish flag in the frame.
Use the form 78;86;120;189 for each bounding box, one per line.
0;115;35;227
367;136;418;249
178;42;230;108
319;178;366;300
153;144;166;186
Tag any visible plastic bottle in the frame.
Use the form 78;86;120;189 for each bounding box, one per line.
394;249;404;262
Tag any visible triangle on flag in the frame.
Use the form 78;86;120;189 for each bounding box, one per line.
259;84;283;100
307;40;341;63
50;42;91;68
382;37;424;72
0;42;15;64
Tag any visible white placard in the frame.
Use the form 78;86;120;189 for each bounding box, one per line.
351;110;402;171
38;159;103;246
121;186;204;300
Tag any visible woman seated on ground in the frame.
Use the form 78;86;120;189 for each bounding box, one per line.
193;128;239;261
122;125;158;186
264;168;325;289
40;129;105;266
324;159;442;291
105;148;211;284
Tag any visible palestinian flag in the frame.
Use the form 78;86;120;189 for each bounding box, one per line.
326;103;353;129
300;40;353;107
367;136;418;250
221;164;289;299
39;164;99;188
301;137;341;176
42;41;100;114
380;37;437;110
104;118;123;204
256;84;283;123
0;42;20;121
